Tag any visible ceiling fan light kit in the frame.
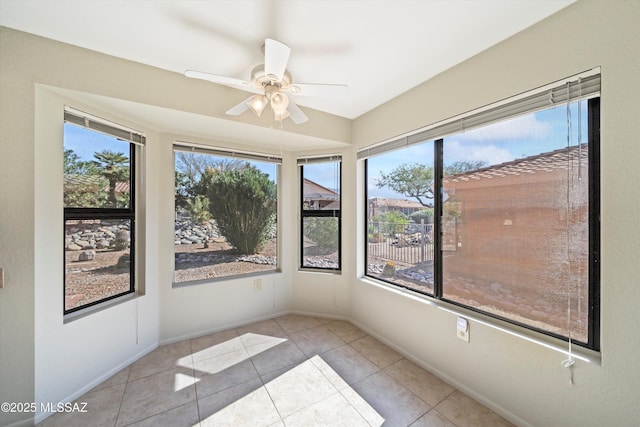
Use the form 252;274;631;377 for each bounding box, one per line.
246;95;268;117
184;38;348;125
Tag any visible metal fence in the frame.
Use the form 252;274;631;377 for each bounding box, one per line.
367;222;434;265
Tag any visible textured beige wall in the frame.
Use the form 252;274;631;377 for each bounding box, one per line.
2;1;639;425
350;1;640;426
0;28;36;427
0;26;349;426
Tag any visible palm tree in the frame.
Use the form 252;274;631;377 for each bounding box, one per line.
92;150;129;207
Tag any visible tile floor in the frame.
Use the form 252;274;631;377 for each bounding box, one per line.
38;314;515;427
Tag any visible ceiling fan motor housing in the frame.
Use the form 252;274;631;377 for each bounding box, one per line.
251;65;293;90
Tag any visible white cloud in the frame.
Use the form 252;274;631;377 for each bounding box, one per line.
444;140;513;165
461;114;552;142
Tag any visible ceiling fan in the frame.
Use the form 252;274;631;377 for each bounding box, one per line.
184;38;348;124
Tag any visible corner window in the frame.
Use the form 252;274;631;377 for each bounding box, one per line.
63;108;143;314
299;157;341;271
362;72;600;350
365;143;435;291
174;144;280;284
441;100;598;345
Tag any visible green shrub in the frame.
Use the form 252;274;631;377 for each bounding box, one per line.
187;194;211;224
204;166;276;254
63;181;109;208
372;211;408;235
304;217;338;249
409;208;434;224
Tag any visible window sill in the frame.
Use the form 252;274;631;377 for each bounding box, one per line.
172;269;282;288
297;267;342;275
358;276;601;366
63;292;138;324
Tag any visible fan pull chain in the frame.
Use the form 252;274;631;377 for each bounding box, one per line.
561;352;575;385
561;81;575;386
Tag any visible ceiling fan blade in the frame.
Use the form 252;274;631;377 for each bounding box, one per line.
291;83;349;97
264;38;291;80
287;100;309;124
225;96;253;116
185;70;260;93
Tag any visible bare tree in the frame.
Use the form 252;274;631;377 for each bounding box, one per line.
175;152;245;184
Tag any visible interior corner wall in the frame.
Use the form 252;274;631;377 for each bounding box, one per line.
3;1;639;425
350;1;640;426
31;87;161;425
288;149;354;320
0;25;351;425
155;134;295;344
0;28;36;427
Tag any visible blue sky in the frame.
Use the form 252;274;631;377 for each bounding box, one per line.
301;162;341;192
66;101;588;200
64;123;130;161
368;102;589;199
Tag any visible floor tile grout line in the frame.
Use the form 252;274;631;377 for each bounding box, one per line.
126;343;194;383
118;402;195;427
347;336;405;371
188;349;204;424
428;389;462;427
262;376;288;424
288;325;347;355
334;388;378;427
348;343;387;371
256;322;313;426
43;315;505;427
188;336;266;409
116;341;198;426
236;324;273;388
429;406;460;427
113;365;133;427
433;387;458;409
350;366;441;427
407;409;431;427
262;355;346;425
381;357;462;420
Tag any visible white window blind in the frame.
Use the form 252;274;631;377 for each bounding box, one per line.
297;155;342;165
174;141;282;164
64;107;146;146
357;69;600;160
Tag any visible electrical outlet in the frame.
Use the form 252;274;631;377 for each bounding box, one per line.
253;278;262;292
457;317;470;342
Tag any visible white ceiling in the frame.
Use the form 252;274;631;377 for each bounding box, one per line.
1;0;574;121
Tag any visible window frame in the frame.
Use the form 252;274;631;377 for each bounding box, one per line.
172;143;282;285
299;157;342;272
361;72;601;351
63;109;142;316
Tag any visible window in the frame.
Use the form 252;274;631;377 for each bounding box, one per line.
63;108;144;314
365;143;435;292
174;144;280;283
299;156;341;271
362;72;600;350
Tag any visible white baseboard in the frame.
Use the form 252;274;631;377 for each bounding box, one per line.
31;309;530;427
33;343;157;425
159;310;291;346
346;317;533;427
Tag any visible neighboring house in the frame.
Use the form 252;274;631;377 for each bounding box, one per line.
442;144;589;297
303;178;340;210
368;197;425;217
63;173;104;187
63;174;129;196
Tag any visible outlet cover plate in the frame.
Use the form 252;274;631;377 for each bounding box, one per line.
457;317;470;342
